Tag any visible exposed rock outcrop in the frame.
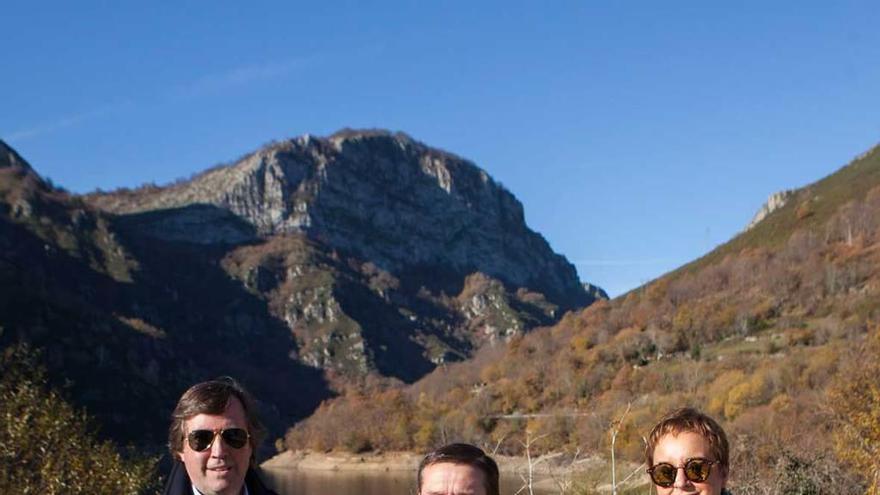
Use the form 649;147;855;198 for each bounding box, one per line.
582;282;609;300
746;189;795;230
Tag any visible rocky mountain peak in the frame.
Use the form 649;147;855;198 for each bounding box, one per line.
88;130;588;308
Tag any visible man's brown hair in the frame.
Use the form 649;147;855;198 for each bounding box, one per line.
168;376;266;463
645;407;730;468
418;443;500;495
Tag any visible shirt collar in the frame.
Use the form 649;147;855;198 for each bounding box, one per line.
191;484;249;495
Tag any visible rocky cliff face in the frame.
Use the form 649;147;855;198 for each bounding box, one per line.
88;130;586;308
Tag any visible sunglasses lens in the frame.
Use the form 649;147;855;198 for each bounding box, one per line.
187;428;249;451
188;430;216;452
685;459;711;483
650;464;676;488
222;428;249;449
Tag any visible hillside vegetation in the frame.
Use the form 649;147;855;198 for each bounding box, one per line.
286;144;880;493
0;140;332;449
0;344;158;494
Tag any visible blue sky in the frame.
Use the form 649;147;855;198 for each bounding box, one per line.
3;2;879;297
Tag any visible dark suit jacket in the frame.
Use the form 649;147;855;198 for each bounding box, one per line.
162;460;280;495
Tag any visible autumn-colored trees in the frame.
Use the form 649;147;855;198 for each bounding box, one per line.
828;327;880;494
0;344;158;494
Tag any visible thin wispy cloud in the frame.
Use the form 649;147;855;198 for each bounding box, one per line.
6;57;311;143
5;103;129;143
572;258;678;267
172;58;308;98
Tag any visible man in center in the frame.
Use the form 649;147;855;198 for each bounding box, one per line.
418;443;500;495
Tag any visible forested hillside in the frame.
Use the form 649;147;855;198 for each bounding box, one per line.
286;144;880;493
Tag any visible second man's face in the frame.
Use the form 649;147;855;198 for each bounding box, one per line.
419;462;487;495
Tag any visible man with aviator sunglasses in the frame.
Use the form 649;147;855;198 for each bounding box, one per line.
645;408;731;495
163;377;278;495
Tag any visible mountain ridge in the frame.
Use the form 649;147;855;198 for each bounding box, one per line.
86;129;588;308
0;130;598;451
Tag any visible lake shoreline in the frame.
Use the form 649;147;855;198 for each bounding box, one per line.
262;449;650;492
262;449;602;475
262;450;421;473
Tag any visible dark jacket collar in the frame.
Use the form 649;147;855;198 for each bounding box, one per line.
162;460;279;495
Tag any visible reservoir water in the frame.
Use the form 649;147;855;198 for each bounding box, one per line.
261;469;557;495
